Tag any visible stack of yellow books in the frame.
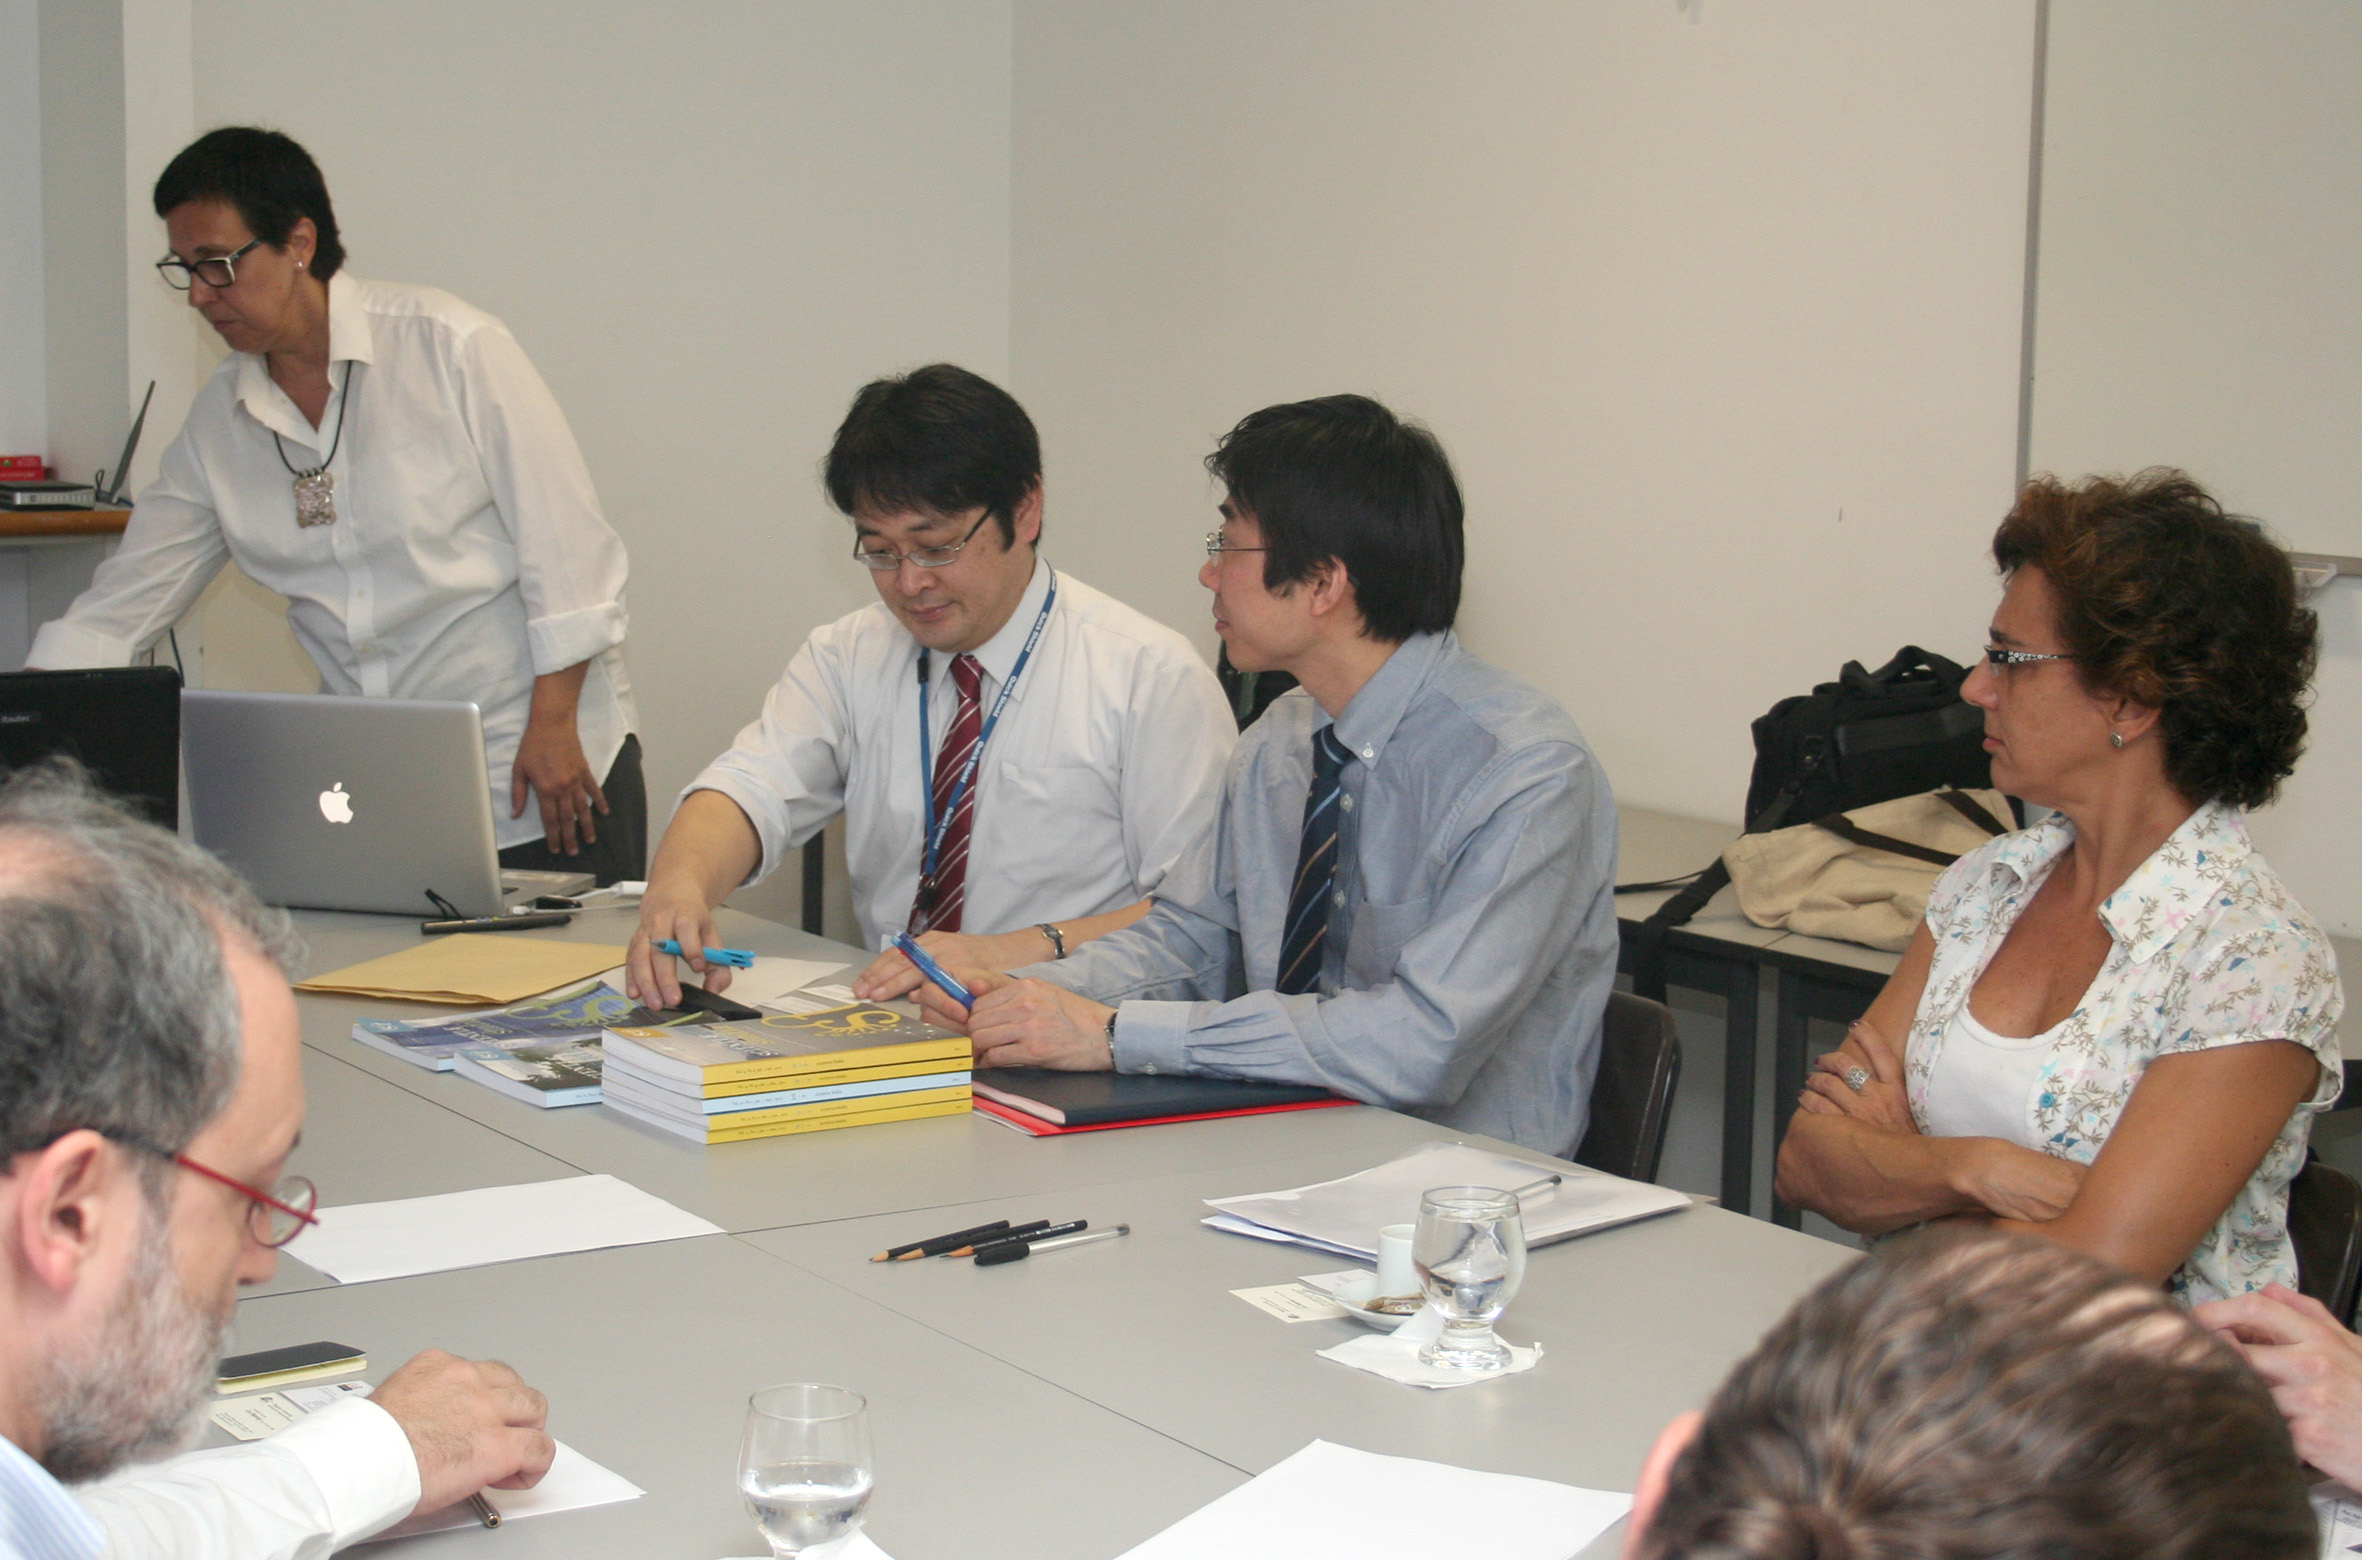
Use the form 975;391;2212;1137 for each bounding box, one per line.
600;1004;972;1144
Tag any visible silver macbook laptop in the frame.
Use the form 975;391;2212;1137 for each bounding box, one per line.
183;690;548;918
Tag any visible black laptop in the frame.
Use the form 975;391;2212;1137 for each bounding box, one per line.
0;667;182;826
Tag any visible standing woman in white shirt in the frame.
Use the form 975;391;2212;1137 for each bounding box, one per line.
1776;470;2342;1303
29;127;643;882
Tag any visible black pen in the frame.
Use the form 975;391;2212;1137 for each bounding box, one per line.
871;1220;1013;1263
959;1219;1086;1260
935;1219;1056;1258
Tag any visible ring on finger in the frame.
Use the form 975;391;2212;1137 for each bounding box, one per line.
1843;1065;1872;1095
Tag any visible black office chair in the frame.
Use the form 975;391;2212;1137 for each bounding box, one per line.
2287;1153;2362;1327
1573;992;1683;1184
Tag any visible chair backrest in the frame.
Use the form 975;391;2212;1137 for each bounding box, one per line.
2288;1154;2362;1325
1573;991;1683;1184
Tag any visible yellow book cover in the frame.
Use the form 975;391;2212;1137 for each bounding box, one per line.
606;1090;970;1144
613;1053;962;1100
603;1004;970;1085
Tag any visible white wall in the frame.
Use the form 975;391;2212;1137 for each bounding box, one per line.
174;0;1012;919
1010;2;2038;832
2032;0;2362;933
0;0;45;459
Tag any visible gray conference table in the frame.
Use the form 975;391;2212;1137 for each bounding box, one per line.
245;903;1858;1558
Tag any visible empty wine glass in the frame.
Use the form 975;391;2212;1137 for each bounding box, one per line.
1412;1185;1527;1371
739;1384;873;1557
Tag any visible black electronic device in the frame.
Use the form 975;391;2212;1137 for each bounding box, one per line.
0;666;181;826
656;982;764;1022
216;1340;367;1391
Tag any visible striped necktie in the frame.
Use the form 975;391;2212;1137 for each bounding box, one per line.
911;653;985;934
1277;725;1355;996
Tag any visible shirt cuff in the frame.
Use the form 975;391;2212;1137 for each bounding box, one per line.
266;1398;420;1548
25;619;136;668
1108;1000;1195;1075
525;600;628;676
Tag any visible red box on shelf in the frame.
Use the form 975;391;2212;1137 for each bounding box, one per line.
0;456;47;481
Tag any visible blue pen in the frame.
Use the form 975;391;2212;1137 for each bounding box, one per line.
891;932;974;1010
653;939;756;969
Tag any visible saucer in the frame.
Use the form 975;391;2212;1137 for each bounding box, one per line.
1329;1272;1424;1332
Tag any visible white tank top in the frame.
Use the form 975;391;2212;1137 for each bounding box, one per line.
1920;1001;2061;1149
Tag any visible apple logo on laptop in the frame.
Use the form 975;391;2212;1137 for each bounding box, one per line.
318;782;355;825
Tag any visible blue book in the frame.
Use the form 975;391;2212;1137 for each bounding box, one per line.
351;980;670;1071
451;1038;606;1108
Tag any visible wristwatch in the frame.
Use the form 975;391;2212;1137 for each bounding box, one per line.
1038;921;1067;959
1103;1007;1118;1064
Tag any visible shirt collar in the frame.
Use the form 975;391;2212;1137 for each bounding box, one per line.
0;1434;106;1560
2099;799;2254;963
1985;799;2253;964
929;554;1051;691
1328;631;1451;767
232;273;376;452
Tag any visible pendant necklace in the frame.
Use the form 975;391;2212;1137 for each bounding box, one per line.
274;362;354;527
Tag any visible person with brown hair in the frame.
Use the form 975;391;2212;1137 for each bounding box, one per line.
1624;1226;2315;1560
1775;469;2342;1302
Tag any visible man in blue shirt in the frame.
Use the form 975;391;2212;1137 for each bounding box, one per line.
931;395;1618;1154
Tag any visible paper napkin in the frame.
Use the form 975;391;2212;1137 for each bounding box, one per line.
1316;1303;1542;1389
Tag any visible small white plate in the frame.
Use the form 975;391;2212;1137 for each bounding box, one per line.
1330;1272;1424;1332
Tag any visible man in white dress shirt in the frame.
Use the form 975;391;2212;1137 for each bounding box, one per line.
28;128;641;882
0;762;553;1560
628;365;1234;1007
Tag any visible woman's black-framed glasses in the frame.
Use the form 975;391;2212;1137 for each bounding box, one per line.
93;1125;320;1247
1982;645;2077;669
155;238;264;291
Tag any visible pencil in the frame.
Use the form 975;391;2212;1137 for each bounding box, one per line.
468;1492;501;1528
870;1219;1016;1262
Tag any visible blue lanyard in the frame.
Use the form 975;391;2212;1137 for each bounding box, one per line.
918;567;1058;884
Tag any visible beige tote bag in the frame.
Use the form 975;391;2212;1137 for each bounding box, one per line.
1723;788;2013;953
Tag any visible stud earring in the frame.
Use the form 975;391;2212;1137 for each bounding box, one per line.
2109;731;2125;749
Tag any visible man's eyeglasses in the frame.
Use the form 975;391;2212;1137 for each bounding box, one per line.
1983;646;2077;669
853;511;994;572
93;1126;320;1248
1204;530;1269;559
154;238;264;291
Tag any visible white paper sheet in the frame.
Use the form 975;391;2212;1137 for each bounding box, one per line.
283;1174;723;1283
1112;1440;1629;1560
2314;1481;2362;1559
599;957;850;1010
1205;1141;1689;1257
362;1441;643;1542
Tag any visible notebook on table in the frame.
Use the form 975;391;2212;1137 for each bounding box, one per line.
182;689;574;918
972;1068;1352;1135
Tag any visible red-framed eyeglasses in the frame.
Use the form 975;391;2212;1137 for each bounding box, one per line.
87;1126;321;1248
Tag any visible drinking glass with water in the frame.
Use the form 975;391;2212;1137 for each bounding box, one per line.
1412;1185;1527;1371
739;1384;873;1557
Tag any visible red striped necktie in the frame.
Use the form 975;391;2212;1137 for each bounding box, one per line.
911;652;985;934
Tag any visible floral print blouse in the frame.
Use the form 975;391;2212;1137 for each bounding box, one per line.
1904;799;2345;1304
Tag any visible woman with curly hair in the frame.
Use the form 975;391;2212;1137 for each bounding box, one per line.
1775;470;2343;1303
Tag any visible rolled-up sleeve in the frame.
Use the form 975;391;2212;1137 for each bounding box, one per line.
686;637;855;884
77;1397;418;1560
27;421;232;668
455;323;629;675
